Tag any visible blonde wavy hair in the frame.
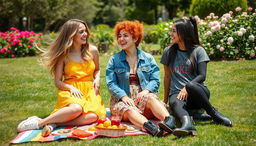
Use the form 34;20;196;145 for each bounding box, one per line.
41;19;91;75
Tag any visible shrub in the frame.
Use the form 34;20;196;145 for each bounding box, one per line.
159;7;256;60
0;28;42;58
143;24;159;44
190;0;248;18
90;24;114;53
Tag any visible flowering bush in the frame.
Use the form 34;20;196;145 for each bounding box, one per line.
198;7;256;59
0;28;42;58
158;7;256;60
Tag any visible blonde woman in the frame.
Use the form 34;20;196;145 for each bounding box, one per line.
17;19;106;136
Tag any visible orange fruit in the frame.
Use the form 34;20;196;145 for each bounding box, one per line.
103;121;111;127
88;127;96;131
97;123;104;128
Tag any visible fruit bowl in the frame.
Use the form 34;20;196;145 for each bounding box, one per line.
95;125;127;137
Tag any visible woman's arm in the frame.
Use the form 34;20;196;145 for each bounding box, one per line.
106;56;128;99
191;61;207;83
54;56;83;98
90;46;100;95
163;65;171;104
144;56;160;93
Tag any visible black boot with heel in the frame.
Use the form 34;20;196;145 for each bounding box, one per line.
143;121;163;137
158;116;176;133
173;116;198;137
207;107;232;127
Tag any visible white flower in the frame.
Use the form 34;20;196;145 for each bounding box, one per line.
209;21;219;27
216;45;220;49
221;18;228;24
220;39;224;43
240;28;246;33
200;21;207;25
237;31;243;36
211;25;220;32
205;31;212;36
219;47;225;52
210;50;214;55
194;16;200;22
249;35;255;41
235;7;242;12
223;13;231;19
210;13;215;17
227;37;234;44
221;24;225;28
232;19;238;23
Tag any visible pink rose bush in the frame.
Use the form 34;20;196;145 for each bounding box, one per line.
0;28;42;58
197;7;256;59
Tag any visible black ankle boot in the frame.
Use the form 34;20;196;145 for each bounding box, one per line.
188;109;212;121
173;116;197;137
158;116;176;133
143;121;163;137
208;107;232;127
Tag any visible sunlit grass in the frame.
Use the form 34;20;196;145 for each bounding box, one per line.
0;56;255;145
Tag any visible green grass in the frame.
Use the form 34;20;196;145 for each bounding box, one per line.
0;56;256;146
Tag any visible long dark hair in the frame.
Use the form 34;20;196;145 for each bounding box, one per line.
168;17;200;74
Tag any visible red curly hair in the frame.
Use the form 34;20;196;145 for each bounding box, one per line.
114;20;143;47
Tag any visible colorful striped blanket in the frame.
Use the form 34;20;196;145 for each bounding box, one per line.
10;109;149;144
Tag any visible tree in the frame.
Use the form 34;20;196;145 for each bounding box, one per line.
95;0;129;26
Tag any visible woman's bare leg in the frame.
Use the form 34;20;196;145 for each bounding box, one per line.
145;96;170;121
122;109;148;129
38;103;83;127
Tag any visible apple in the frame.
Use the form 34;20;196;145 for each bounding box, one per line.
97;118;106;124
111;119;120;126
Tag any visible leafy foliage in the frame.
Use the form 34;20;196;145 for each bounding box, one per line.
190;0;248;18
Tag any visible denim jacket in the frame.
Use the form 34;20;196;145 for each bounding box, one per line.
106;48;160;99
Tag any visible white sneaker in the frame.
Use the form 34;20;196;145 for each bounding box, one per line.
17;116;42;132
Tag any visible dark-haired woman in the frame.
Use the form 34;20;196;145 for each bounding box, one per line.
160;17;232;137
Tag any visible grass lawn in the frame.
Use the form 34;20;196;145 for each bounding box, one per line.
0;55;255;145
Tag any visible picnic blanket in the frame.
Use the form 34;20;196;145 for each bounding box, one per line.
10;108;150;144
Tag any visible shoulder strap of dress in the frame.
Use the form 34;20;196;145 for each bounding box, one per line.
67;55;72;61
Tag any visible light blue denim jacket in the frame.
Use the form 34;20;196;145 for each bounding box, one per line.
106;48;160;99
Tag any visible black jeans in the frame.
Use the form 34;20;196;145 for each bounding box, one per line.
169;82;212;119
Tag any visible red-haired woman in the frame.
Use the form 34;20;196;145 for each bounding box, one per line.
106;21;176;136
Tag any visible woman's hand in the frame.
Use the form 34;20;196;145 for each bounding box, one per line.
177;87;188;101
137;90;150;100
69;85;83;98
121;96;135;107
93;78;100;95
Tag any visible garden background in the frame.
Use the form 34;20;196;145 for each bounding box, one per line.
0;0;256;145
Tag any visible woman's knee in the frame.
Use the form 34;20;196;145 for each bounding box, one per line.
68;103;83;114
86;113;98;122
185;82;197;91
146;96;157;106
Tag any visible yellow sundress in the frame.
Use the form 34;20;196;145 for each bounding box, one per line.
51;55;106;117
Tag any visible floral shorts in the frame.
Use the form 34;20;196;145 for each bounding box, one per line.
110;84;159;120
